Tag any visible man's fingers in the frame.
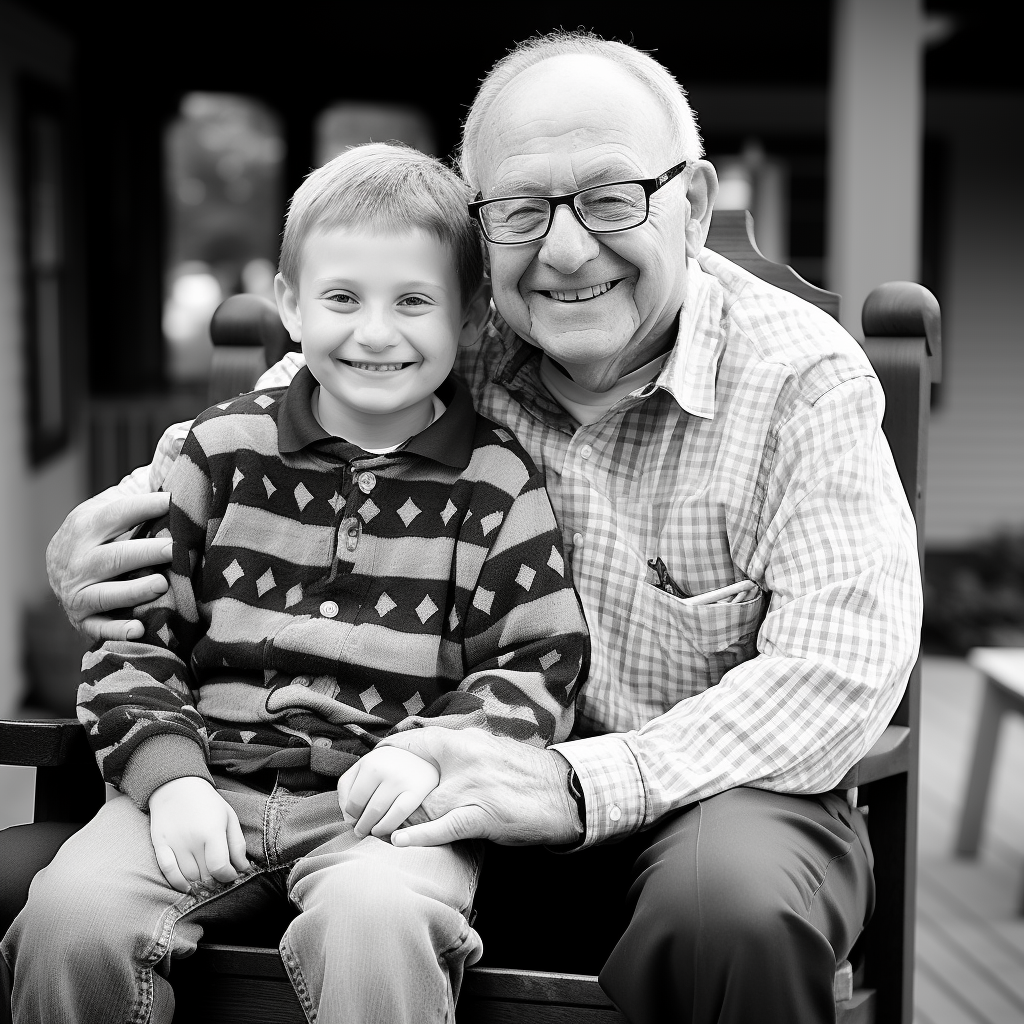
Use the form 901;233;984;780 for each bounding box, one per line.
89;491;172;540
89;538;173;588
153;844;191;894
391;807;485;848
226;810;250;874
79;615;147;642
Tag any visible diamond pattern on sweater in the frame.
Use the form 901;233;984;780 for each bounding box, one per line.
328;491;344;514
416;595;439;623
398;497;421;527
403;693;425;715
294;482;313;511
257;568;276;597
216;401;232;411
441;499;457;525
360;685;382;711
375;593;397;618
239;730;256;743
157;623;176;648
263;475;276;498
539;649;562;671
285;583;303;609
473;588;494;615
232;468;244;490
254;394;275;408
481;511;504;536
497;651;514;667
547;546;564;576
359;498;379;523
223;559;244;587
515;564;536;591
448;607;459;632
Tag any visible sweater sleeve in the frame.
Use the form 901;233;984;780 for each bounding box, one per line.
393;464;589;748
77;426;217;807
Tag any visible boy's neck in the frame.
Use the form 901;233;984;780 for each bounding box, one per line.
312;388;435;451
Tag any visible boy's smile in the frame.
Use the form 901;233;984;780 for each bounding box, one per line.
276;227;482;450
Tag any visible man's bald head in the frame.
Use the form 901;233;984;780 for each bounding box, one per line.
460;30;703;190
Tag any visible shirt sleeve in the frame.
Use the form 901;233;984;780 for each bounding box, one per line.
392;467;589;748
556;375;922;848
77;427;218;808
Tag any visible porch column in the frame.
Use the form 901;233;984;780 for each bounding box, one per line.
827;0;923;337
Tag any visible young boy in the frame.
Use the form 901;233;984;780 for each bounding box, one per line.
5;144;588;1024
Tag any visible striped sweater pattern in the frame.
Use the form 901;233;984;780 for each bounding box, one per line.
79;369;589;792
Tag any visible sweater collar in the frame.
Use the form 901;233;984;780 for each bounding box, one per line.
277;364;477;470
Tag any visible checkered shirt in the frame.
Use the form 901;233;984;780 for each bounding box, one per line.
136;249;922;850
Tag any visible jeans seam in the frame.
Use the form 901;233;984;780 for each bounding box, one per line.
279;932;317;1023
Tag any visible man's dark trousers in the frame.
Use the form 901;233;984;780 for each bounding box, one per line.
473;786;874;1024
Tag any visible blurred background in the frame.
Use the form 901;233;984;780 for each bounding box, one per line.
0;1;1022;1018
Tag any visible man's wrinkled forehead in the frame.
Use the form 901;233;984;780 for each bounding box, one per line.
477;55;674;191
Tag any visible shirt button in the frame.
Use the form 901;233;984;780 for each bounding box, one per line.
579;444;593;460
313;736;333;749
609;805;622;822
319;601;339;618
357;471;376;493
572;532;584;548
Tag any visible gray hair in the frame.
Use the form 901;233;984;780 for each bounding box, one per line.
459;30;704;190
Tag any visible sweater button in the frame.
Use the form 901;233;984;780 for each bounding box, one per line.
313;736;333;749
357;471;376;494
319;601;339;618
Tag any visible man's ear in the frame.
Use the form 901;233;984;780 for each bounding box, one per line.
684;160;720;259
458;281;492;348
274;273;303;344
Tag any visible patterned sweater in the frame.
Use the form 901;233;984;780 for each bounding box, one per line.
79;367;589;807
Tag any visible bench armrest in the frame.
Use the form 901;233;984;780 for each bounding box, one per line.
0;719;84;767
836;725;911;789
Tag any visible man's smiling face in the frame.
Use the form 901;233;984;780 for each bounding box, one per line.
476;54;692;391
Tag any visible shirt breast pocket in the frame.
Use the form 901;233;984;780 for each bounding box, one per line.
635;579;767;659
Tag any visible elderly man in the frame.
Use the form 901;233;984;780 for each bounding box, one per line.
46;31;920;1024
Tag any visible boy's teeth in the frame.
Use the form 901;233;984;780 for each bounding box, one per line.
547;281;615;302
349;362;405;371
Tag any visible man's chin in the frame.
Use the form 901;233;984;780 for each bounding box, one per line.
530;324;637;370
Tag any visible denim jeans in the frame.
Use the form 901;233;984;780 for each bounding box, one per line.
1;771;483;1024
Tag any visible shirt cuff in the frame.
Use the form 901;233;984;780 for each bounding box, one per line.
552;733;646;849
119;734;214;810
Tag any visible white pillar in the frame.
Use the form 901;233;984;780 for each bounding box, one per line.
828;0;923;338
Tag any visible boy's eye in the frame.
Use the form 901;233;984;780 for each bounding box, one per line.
326;292;357;304
399;296;431;307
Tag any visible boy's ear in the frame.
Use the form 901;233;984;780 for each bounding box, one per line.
275;273;303;343
458;281;492;348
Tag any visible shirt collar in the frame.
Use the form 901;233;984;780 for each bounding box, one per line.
278;364;478;470
490;254;726;422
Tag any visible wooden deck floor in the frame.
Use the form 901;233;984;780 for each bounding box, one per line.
915;656;1024;1024
3;655;1024;1020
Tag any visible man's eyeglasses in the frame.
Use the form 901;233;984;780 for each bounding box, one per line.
468;160;688;245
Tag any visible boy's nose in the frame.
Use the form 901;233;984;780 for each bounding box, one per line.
354;311;399;350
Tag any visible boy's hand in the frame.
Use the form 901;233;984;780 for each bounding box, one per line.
337;747;440;841
148;777;251;893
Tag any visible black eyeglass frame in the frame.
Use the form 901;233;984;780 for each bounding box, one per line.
468;160;689;245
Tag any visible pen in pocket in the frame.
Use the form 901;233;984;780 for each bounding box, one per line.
647;556;690;598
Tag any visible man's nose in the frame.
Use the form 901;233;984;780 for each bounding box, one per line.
537;204;601;274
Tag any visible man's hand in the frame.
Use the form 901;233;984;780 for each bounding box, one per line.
148;777;251;893
47;490;172;641
376;728;582;848
337;746;440;841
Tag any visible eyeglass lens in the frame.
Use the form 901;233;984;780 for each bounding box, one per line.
479;182;648;243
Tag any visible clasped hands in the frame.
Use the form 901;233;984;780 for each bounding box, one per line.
148;729;580;892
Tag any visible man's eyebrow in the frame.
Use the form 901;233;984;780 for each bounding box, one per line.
487;165;643;199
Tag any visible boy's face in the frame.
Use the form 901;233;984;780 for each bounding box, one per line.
277;227;480;436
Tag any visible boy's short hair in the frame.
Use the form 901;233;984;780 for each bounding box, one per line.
279;143;484;307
